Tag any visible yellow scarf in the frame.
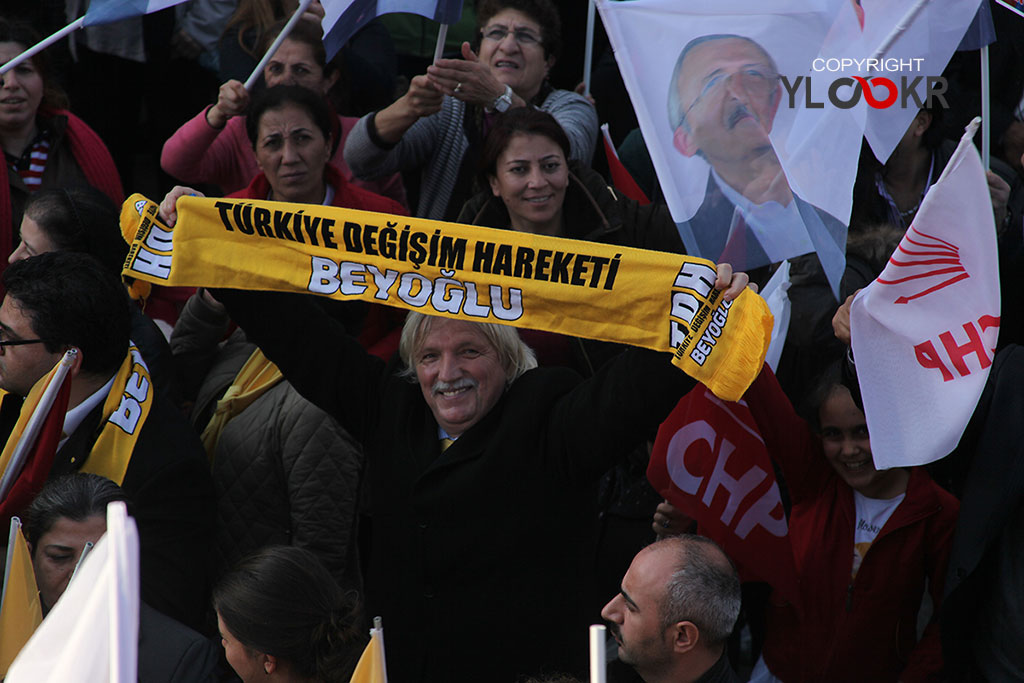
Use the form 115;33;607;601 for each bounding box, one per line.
120;194;772;401
0;345;151;500
79;345;154;485
200;349;283;461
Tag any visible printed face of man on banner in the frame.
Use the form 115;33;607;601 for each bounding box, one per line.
665;33;846;284
669;36;782;181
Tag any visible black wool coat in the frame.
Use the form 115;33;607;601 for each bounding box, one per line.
218;288;693;682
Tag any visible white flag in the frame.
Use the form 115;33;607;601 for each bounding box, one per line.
761;260;792;372
818;0;983;163
321;0;463;59
596;0;856;298
6;502;139;683
850;118;998;469
82;0;190;26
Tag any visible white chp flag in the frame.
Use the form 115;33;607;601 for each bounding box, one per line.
850;117;998;469
6;502;140;683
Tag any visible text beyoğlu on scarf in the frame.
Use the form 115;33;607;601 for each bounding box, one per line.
121;194;773;401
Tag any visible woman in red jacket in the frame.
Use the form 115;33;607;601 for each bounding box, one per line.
0;19;122;261
744;365;958;683
161;19;405;208
161;84;407;354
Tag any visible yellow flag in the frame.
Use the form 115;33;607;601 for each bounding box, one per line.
349;623;387;683
121;194;772;401
0;519;43;676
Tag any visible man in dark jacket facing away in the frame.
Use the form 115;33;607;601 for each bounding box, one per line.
0;252;213;630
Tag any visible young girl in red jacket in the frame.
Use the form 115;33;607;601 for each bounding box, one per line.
741;364;959;683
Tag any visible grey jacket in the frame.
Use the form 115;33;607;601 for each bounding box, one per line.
171;294;364;590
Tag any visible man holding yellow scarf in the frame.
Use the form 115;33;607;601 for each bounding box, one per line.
210;264;750;683
0;252;213;631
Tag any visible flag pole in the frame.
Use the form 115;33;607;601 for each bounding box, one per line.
244;0;315;90
68;541;94;588
374;615;389;681
0;18;85;77
867;0;931;62
107;502;136;683
433;25;450;63
0;518;21;616
589;624;606;683
980;44;990;169
583;0;596;96
0;349;78;502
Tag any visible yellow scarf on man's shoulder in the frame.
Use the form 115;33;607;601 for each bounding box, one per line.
79;345;154;484
0;344;152;509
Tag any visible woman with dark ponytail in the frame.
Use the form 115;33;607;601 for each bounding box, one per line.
213;546;367;683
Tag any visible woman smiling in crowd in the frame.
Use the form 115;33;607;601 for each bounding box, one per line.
461;107;682;250
740;364;958;683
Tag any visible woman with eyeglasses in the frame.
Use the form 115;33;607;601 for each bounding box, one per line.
344;0;597;223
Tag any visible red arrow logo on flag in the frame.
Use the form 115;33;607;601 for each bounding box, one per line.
876;226;968;303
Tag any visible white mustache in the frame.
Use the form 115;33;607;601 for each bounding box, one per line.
433;378;477;394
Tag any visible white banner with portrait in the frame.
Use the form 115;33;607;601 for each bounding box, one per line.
598;0;861;298
597;0;981;299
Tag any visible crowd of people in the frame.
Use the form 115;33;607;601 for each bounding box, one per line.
2;0;1024;681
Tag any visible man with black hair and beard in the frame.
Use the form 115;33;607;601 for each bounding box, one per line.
601;535;742;683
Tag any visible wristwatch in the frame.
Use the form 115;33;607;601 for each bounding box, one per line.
492;85;514;112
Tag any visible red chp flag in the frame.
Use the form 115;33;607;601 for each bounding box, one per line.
601;124;649;205
851;118;998;469
0;355;74;524
648;382;798;606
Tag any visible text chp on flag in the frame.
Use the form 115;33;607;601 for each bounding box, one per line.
120;194;773;401
851;118;998;470
648;372;799;607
